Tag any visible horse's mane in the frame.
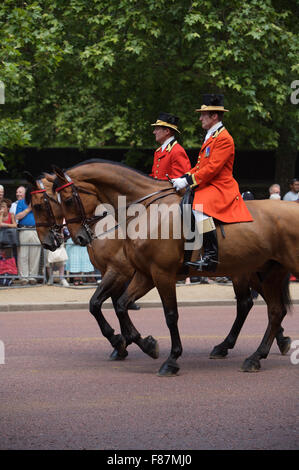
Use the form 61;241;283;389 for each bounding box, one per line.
25;186;33;205
67;158;161;181
51;158;170;193
27;173;55;197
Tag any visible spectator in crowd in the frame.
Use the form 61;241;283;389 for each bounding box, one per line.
241;190;254;200
283;178;299;201
0;185;4;203
15;189;41;285
65;238;95;286
10;186;26;215
46;254;69;287
269;183;281;199
269;193;281;200
0;198;17;228
0;198;18;286
45;225;69;287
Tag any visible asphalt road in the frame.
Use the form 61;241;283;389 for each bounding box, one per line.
0;305;298;451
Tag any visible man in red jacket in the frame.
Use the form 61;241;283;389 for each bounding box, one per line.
172;94;253;272
150;112;191;180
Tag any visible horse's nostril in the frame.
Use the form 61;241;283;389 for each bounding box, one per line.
76;235;88;246
43;243;56;251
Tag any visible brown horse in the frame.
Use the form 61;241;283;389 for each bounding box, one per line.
27;172;291;370
48;160;294;376
26;174;160;361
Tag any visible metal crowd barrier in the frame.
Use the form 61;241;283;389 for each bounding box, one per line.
0;227;100;287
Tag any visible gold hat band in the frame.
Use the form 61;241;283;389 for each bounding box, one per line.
151;120;180;133
195;105;229;112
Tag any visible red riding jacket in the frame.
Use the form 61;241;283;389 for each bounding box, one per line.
150;140;191;180
186;127;253;223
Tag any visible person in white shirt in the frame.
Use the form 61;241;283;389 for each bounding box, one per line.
269;183;281;199
9;186;26;215
270;193;281;200
283;178;299;201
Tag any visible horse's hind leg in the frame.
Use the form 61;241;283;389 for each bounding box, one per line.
209;270;291;359
275;326;291;355
210;277;253;358
241;268;291;372
249;267;291;355
115;271;159;359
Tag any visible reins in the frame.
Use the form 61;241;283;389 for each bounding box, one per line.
55;172;177;240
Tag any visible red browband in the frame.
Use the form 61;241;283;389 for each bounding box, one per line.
55;182;73;192
30;189;46;194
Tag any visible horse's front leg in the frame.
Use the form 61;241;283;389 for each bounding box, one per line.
89;271;128;360
154;273;182;377
115;271;159;359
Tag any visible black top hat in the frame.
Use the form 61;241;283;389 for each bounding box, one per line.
196;94;229;113
151;112;180;133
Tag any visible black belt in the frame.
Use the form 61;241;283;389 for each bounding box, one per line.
19;226;35;228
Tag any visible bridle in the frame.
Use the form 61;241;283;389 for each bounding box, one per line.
31;180;65;245
54;172;177;240
55;174;109;241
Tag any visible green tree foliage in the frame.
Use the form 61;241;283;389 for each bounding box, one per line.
0;0;298;184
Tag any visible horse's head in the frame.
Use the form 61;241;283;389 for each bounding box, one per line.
25;171;64;251
51;166;100;247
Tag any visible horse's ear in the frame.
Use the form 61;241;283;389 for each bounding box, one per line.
44;172;56;183
51;165;66;181
24;171;37;188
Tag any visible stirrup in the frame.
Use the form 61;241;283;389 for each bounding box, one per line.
186;255;218;272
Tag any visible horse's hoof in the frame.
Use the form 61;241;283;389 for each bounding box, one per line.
241;358;261;372
109;348;128;361
210;345;228;359
110;334;127;356
277;336;291;355
157;361;179;377
144;336;159;359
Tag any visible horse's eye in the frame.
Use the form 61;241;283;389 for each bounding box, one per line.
33;204;43;211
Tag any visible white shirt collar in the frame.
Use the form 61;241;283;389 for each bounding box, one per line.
161;136;175;151
204;121;223;142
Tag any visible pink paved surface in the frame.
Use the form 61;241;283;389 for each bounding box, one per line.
0;305;298;450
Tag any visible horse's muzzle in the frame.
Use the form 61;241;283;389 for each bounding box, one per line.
42;232;62;251
74;226;92;246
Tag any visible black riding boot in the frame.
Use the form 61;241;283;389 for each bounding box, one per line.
186;229;218;272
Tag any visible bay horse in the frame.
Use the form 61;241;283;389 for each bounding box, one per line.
26;174;160;361
48;160;294;377
27;172;291;371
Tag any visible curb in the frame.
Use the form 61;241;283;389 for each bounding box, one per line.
1;298;299;312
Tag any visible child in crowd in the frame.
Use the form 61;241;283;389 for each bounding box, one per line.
46;258;69;287
46;227;69;287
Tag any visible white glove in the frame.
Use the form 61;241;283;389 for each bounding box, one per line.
172;177;188;191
